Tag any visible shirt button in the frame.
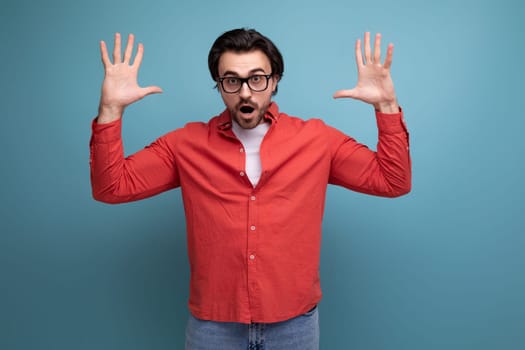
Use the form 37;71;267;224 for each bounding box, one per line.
250;195;256;201
249;254;255;260
240;171;245;177
250;225;256;231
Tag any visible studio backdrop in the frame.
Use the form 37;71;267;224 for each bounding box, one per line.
1;0;523;349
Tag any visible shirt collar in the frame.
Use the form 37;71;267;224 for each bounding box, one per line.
218;102;280;131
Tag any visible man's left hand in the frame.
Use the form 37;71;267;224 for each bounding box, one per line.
333;32;399;114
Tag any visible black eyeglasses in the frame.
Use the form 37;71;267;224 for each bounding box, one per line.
218;74;273;93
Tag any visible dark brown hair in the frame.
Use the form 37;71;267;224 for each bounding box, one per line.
208;28;284;94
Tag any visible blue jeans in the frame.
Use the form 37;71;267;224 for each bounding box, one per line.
185;306;320;350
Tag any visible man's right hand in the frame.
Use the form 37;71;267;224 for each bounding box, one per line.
97;33;163;124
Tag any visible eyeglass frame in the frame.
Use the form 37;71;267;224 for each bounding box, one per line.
217;74;274;94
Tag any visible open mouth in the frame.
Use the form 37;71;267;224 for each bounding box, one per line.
240;105;255;114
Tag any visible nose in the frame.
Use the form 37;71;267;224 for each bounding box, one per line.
238;81;252;99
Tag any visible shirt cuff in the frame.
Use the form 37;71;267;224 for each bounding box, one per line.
91;118;123;144
375;107;408;134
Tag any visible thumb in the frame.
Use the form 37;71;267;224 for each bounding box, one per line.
333;88;358;99
141;85;163;97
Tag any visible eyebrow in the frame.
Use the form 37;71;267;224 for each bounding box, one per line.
221;68;268;77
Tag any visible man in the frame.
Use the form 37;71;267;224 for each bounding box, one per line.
90;28;411;350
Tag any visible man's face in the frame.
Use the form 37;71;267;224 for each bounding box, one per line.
217;50;278;129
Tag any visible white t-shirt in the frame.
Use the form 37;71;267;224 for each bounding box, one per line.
232;120;270;187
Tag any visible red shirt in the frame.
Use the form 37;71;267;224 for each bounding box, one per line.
90;102;411;324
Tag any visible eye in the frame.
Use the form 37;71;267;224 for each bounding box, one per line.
250;75;262;83
226;77;240;85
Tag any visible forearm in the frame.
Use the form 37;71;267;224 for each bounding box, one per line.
89;119;178;203
96;104;124;124
329;109;411;197
375;100;399;114
90;118;129;202
374;109;411;196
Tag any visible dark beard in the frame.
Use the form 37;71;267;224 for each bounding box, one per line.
231;99;269;129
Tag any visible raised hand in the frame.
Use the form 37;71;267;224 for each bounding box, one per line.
97;33;163;124
333;32;398;113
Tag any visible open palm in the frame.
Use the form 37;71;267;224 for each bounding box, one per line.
98;33;162;122
334;32;398;111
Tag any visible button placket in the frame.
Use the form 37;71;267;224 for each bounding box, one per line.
246;190;259;312
237;141;248;184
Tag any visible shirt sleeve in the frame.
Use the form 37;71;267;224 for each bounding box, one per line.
328;108;411;197
89;119;180;203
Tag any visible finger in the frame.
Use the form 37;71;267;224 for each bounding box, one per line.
355;38;363;67
364;32;372;64
384;43;394;69
333;88;358;99
141;86;164;97
113;32;122;63
100;40;111;66
132;43;144;68
373;33;381;64
123;33;134;64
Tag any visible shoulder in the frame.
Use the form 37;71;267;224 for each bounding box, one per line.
276;111;332;134
275;110;352;155
162;114;221;139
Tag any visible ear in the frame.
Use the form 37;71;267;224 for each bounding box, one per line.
272;75;280;92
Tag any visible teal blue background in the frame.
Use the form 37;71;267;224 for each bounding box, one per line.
1;0;524;349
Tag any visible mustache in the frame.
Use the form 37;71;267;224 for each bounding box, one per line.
236;99;258;109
